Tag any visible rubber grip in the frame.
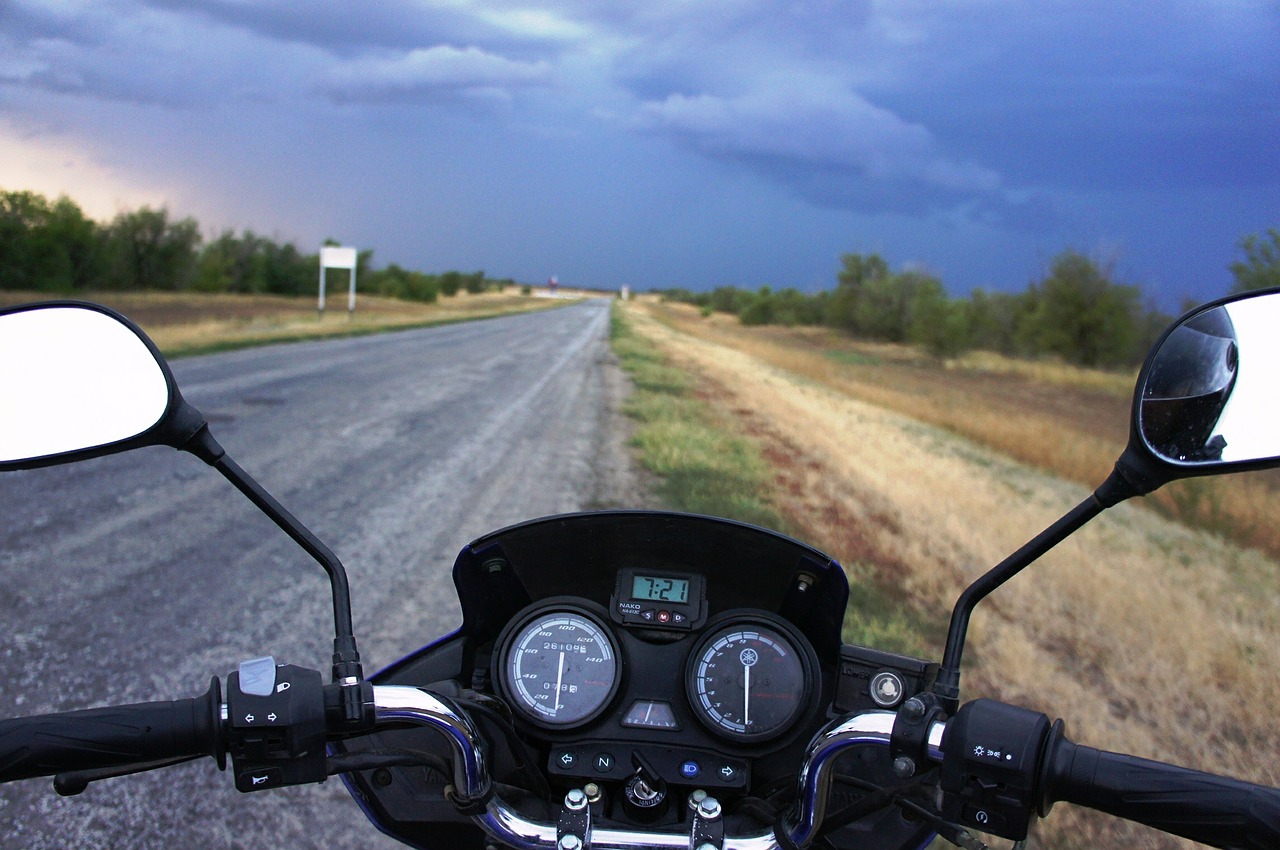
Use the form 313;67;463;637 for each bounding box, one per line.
1041;732;1280;849
0;679;222;782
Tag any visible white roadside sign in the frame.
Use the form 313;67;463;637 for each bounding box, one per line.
318;246;359;314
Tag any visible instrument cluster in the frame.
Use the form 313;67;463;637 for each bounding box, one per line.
493;566;820;752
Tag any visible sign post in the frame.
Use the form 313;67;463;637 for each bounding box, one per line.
318;246;359;316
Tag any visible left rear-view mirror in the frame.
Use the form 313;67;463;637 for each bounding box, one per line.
0;302;179;469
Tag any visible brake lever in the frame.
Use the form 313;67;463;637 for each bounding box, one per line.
54;755;204;797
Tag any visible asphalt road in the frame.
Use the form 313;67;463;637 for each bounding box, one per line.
0;298;630;848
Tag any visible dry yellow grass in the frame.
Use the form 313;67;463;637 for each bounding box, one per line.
0;289;573;355
954;348;1136;397
624;299;1280;849
643;298;1280;561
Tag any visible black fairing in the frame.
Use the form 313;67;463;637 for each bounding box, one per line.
453;510;849;656
338;512;934;850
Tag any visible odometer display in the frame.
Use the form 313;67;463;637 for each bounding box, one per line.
686;617;813;743
500;607;620;729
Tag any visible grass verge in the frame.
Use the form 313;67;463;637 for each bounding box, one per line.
610;305;783;530
0;290;577;358
158;309;553;358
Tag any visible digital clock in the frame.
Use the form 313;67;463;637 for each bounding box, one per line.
610;568;707;631
631;574;689;603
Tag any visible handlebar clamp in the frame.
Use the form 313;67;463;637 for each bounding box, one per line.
889;693;946;778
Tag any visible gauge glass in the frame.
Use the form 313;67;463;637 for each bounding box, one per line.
503;609;620;728
687;621;810;742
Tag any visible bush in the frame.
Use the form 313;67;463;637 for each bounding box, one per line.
1023;250;1144;368
438;270;461;296
1230;228;1280;294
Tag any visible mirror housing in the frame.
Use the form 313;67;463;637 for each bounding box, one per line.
1105;286;1280;501
0;301;211;470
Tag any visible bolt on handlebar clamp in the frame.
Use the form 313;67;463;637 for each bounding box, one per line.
557;788;591;850
889;694;946;779
689;790;724;850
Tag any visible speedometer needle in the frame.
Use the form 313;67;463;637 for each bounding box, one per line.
554;651;565;713
743;660;750;729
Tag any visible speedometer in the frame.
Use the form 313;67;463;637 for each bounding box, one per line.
685;615;815;743
498;604;621;729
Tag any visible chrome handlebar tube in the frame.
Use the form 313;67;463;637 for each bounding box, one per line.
373;685;491;802
371;686;947;850
788;711;946;848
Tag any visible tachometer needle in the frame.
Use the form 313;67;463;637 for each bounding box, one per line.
743;660;751;728
554;651;565;713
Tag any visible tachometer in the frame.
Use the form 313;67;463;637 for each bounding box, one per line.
685;615;815;743
498;604;621;729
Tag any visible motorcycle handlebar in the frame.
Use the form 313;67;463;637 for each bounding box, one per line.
1040;720;1280;850
2;679;1277;850
0;678;222;783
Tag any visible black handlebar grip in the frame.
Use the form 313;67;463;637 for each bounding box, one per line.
1040;721;1280;849
0;678;223;783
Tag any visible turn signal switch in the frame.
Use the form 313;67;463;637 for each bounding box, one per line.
225;657;328;792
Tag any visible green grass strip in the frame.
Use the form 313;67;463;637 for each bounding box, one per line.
610;305;785;530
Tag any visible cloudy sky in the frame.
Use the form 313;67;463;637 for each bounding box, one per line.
2;1;1277;306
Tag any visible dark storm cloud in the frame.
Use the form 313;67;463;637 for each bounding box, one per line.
2;0;563;109
630;72;1047;228
142;0;458;53
0;0;1274;303
1;0;309;107
4;2;109;47
856;0;1280;193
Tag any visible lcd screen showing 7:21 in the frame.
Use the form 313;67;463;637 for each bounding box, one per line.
631;574;689;604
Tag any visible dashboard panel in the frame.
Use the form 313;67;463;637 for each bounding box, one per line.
339;512;939;850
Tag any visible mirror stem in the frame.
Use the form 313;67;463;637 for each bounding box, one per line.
213;454;359;651
183;425;366;712
933;492;1108;712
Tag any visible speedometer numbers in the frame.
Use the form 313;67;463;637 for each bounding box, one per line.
685;618;815;743
498;606;621;729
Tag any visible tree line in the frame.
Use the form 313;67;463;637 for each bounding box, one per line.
0;188;514;303
659;230;1280;368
